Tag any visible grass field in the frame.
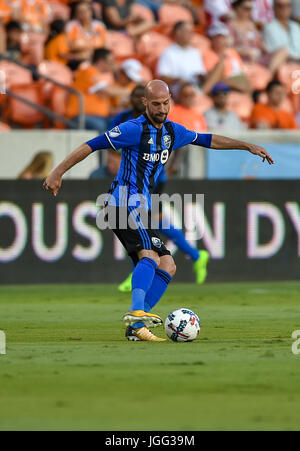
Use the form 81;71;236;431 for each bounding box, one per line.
0;282;300;431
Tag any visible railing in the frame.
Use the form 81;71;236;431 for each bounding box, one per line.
0;56;85;129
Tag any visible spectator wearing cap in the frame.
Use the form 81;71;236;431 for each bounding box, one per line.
66;48;129;132
168;83;207;131
263;0;300;63
65;1;107;70
111;59;145;112
204;82;247;131
203;21;251;92
250;80;298;129
157;21;225;96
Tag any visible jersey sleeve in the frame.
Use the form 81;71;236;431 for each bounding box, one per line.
86;120;141;152
173;122;212;150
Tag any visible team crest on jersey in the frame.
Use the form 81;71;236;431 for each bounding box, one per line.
163;135;171;149
109;126;121;138
151;237;162;249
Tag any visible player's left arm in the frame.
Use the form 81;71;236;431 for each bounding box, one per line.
209;134;274;165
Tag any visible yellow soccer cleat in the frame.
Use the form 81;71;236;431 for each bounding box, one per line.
134;326;166;342
193;250;210;285
123;310;163;328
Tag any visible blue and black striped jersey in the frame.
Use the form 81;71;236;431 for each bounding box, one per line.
87;114;212;209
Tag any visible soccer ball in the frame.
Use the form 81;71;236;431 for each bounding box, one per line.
164;308;201;342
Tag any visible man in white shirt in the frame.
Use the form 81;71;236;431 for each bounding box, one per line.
157;21;224;95
263;0;300;61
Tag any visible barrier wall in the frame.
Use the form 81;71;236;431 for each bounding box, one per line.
0;180;299;284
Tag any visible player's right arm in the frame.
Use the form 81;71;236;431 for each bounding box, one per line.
44;121;140;196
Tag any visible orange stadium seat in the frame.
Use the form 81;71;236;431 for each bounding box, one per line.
3;82;46;127
106;31;135;59
158;4;194;35
48;1;71;21
131;3;155;21
38;61;73;99
190;33;211;53
243;63;272;91
21;32;47;66
227;91;253;121
0;61;32;89
136;31;172;73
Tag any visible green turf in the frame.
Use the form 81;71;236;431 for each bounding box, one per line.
0;282;300;431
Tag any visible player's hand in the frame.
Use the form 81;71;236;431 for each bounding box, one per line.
248;144;274;165
43;170;62;196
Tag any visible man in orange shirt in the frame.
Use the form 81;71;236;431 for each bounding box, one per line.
168;82;207;132
66;47;129;132
250;80;298;129
204;21;251;93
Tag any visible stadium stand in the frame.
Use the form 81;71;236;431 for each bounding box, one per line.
0;0;298;130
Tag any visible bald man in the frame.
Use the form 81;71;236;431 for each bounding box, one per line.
44;80;274;342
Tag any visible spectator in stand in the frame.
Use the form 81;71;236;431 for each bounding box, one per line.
157;21;225;96
16;0;51;33
0;20;23;61
250;80;298;129
263;0;300;63
18;151;54;179
168;82;207;131
111;59;144;111
65;1;107;70
204;21;251;92
45;19;71;65
229;0;286;76
102;0;155;37
66;48;129;132
204;82;247;131
89;149;122;179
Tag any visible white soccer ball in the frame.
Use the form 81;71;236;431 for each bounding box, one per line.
164;308;201;342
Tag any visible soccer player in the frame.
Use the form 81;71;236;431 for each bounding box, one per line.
112;84;210;293
44;80;274;342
